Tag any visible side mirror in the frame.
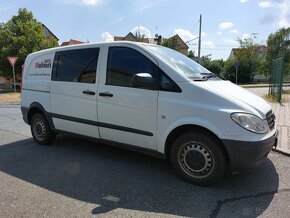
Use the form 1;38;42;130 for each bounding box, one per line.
132;73;157;90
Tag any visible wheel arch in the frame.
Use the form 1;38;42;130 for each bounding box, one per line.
27;102;54;129
164;124;230;163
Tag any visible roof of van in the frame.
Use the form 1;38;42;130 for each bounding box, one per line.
28;41;157;57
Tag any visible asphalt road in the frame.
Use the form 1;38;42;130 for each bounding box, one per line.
0;105;290;218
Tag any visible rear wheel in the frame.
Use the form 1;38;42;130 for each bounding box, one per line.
31;113;55;145
170;131;226;186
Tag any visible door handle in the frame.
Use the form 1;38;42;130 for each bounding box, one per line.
99;92;113;97
83;90;96;95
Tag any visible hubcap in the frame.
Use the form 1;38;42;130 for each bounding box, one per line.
179;143;214;178
33;119;46;141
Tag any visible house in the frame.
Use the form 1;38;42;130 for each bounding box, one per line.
42;24;59;42
114;32;161;45
164;34;189;55
253;74;267;82
228;45;267;60
60;39;85;46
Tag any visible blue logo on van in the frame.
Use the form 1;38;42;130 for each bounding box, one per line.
35;59;52;68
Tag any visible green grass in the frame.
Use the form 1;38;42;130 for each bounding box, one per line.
263;92;289;103
263;94;279;103
0;92;21;103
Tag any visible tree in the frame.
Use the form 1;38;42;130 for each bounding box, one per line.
222;38;262;83
235;39;259;83
187;50;195;59
221;59;236;81
161;37;179;51
200;55;211;69
200;55;224;76
266;27;290;80
0;8;58;80
208;59;224;76
134;31;145;42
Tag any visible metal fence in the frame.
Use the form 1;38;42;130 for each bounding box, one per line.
268;56;284;102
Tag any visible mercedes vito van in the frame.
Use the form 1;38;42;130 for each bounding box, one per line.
21;42;277;185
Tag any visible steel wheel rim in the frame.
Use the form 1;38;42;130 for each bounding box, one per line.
33;119;46;141
179;142;214;178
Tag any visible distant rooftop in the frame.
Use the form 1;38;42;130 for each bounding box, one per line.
114;32;160;45
60;39;85;46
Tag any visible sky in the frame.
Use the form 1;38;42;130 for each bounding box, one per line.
0;0;289;60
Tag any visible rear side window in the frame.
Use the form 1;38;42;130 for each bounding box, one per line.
52;48;99;83
106;47;158;88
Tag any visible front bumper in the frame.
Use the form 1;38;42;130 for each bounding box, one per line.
222;131;278;170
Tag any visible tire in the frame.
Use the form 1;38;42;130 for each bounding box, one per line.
31;113;55;145
170;131;226;186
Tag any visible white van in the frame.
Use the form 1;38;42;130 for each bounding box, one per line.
21;42;277;185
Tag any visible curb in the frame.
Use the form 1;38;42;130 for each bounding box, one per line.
272;148;290;157
0;102;20;105
0;103;20;108
241;84;290;88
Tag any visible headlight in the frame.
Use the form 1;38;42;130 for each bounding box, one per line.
231;113;268;134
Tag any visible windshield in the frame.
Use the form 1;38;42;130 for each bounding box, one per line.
145;45;219;80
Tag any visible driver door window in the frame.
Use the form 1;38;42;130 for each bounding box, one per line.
106;47;158;89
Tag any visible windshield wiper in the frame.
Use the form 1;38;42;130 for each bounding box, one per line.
190;76;207;81
190;73;221;81
201;73;221;80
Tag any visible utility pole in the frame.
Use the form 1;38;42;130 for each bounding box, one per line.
235;61;239;85
198;14;202;63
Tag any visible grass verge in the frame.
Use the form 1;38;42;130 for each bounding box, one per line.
263;91;289;103
0;93;21;104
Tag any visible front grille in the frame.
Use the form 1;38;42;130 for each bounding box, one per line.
266;110;275;130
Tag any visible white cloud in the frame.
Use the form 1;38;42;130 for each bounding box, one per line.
242;33;252;40
174;28;197;43
107;1;163;25
82;0;102;5
258;0;273;8
278;0;290;27
219;22;234;30
230;29;239;34
134;0;162;14
173;29;213;48
131;26;152;38
240;0;249;3
257;0;289;28
202;40;215;48
217;31;222;35
101;32;114;42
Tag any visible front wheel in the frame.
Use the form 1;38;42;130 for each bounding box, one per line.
170;131;226;186
31;113;55;145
